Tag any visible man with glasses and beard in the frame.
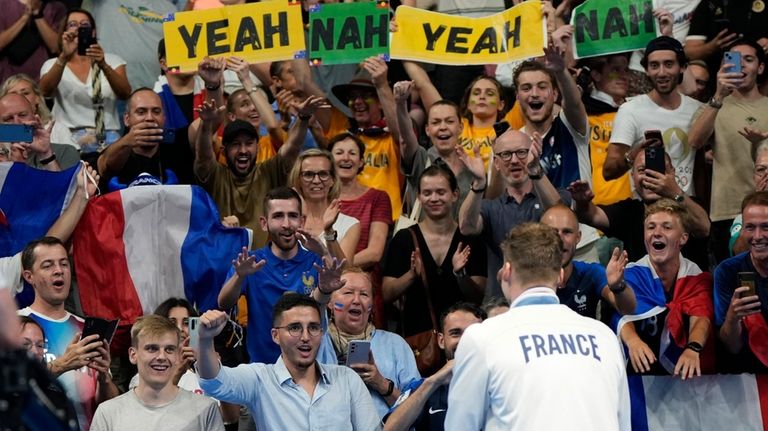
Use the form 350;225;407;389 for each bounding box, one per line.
197;295;379;431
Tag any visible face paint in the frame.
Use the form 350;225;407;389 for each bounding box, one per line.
607;71;620;80
334;302;345;310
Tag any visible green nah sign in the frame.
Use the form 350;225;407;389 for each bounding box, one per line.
571;0;657;59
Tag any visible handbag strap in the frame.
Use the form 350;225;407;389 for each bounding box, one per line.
407;226;439;331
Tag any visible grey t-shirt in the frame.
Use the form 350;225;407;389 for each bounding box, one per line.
91;388;223;431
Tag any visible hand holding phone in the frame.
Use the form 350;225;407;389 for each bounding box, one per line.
346;340;371;366
738;272;757;298
0;124;34;143
188;317;200;351
724;51;742;74
77;26;95;56
643;134;665;174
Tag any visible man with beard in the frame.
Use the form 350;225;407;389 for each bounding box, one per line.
382;302;486;431
689;40;768;264
194;95;322;247
458;129;568;299
569;151;710;262
198;295;379;430
217;187;323;364
715;191;768;373
540;204;636;318
602;36;702;197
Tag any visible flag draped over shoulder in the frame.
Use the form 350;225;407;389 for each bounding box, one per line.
614;254;715;373
72;185;251;324
0;162;79;257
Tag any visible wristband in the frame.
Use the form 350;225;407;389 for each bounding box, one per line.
32;10;45;19
382;379;394;397
470;182;487;193
624;150;633;168
685;341;703;353
40;153;57;166
205;83;221;91
298;113;312;121
608;279;627;294
453;268;467;279
55;57;67;68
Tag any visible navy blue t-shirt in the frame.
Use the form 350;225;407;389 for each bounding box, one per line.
557;260;607;318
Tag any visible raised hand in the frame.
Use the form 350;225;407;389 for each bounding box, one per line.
393;80;413;104
29;118;54;158
566;180;595;204
232;246;266;277
85;43;106;68
605;247;628;288
52;333;103;375
197;56;225;88
653;8;674;37
296;229;328;257
711;28;741;51
543;40;566;73
361;56;389;87
294;95;327;119
456;145;486;183
195;99;224;124
314;255;347;295
199;310;229;340
77;161;100;198
61;30;77;60
322;199;341;233
452;242;471;274
226;56;253;87
640;168;680;200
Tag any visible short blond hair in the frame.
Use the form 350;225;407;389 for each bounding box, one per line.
501;223;562;286
644;199;690;233
131;315;180;347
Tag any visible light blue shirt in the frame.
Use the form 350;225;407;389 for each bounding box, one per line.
199;356;381;431
318;328;421;418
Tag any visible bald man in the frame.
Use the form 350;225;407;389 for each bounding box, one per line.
541;204;636;318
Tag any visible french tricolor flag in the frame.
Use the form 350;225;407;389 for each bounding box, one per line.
72;185;251;325
631;374;768;430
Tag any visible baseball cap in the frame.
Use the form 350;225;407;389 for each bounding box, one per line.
223;120;258;146
642;36;687;67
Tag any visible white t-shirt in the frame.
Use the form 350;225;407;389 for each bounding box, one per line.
0;253;22;293
445;288;630;431
610;94;702;195
40;53;126;148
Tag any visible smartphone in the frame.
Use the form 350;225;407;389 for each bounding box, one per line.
738;272;757;298
81;317;119;345
188;317;200;350
161;128;176;144
724;51;742;74
714;18;731;34
0;123;34;143
644;145;665;174
77;26;95;56
346;340;371;366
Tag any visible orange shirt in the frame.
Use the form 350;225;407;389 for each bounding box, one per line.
588;111;631;205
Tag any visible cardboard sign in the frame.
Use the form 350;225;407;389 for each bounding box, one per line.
571;0;657;59
162;1;305;72
308;1;390;66
390;2;545;65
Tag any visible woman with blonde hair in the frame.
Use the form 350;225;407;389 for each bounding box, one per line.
289;148;361;261
0;73;52;124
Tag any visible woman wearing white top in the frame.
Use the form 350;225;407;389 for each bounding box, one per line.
39;9;131;156
289;148;361;261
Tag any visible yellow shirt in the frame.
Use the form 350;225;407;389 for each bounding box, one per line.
588;111;631;205
503;102;526;131
459;118;495;170
326;109;402;220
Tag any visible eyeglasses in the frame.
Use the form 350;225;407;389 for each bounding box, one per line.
274;323;323;337
495;149;529;162
22;339;46;352
300;170;332;182
67;20;92;29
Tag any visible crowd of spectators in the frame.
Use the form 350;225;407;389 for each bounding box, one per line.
1;0;768;430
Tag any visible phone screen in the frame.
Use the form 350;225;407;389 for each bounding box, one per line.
738;272;757;297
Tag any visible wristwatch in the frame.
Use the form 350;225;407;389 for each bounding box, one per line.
673;194;685;203
609;279;627;294
685;341;703;353
707;97;723;109
323;230;338;242
470;181;487;193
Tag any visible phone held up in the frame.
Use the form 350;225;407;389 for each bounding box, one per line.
738;272;757;298
643;130;665;174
